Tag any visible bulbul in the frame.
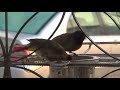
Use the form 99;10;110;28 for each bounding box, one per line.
52;30;86;53
12;39;71;62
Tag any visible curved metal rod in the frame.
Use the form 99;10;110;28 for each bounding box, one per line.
104;12;120;31
72;12;120;61
83;43;92;54
0;38;6;60
12;12;65;63
101;68;120;78
116;12;120;26
48;12;66;40
12;65;44;78
8;12;39;57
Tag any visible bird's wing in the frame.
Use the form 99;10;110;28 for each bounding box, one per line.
52;33;72;46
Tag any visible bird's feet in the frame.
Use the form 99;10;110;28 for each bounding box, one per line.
69;51;78;56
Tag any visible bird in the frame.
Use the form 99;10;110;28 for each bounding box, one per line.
12;39;71;62
52;30;86;55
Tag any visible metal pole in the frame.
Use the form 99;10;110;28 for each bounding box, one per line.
3;12;12;78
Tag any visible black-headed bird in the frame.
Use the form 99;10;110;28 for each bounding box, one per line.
52;30;86;54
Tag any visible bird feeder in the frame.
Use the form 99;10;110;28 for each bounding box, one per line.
49;55;99;78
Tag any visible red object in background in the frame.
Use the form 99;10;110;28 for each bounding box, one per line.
0;45;31;64
11;44;30;59
10;45;31;64
13;46;29;54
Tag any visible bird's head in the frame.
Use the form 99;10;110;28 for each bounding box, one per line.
27;38;46;43
26;39;40;51
27;39;36;42
73;30;86;41
26;38;48;51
